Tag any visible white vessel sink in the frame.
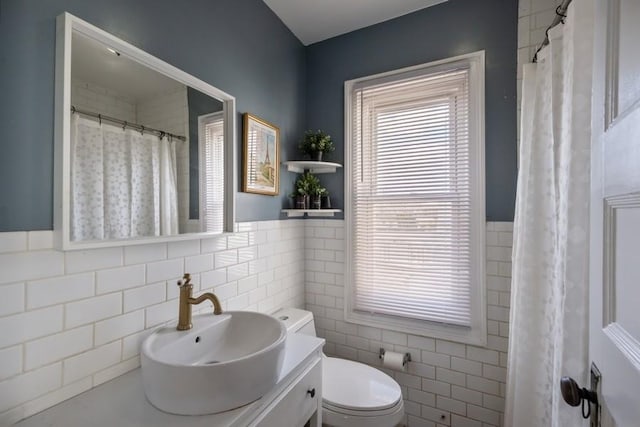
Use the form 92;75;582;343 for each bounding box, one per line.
141;311;287;415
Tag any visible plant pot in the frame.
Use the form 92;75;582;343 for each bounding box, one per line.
295;195;309;210
311;195;321;209
321;195;332;209
313;151;323;162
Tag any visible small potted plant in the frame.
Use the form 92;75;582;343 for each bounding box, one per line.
311;186;326;209
293;172;321;209
299;130;334;161
288;192;301;209
319;188;331;209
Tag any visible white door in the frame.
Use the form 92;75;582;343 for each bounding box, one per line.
589;0;640;425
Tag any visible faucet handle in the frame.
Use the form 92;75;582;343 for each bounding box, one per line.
177;273;192;287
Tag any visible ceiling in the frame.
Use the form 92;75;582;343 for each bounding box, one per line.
72;31;184;102
71;1;449;97
262;0;448;46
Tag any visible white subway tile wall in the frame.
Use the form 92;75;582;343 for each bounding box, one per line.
71;80;137;124
0;220;305;424
305;220;513;427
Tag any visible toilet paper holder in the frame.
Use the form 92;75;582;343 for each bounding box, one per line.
379;348;411;366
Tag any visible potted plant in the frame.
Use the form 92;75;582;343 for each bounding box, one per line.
319;188;331;209
310;186;326;209
299;130;334;161
293;172;321;209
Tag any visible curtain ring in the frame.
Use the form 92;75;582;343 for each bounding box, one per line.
122;121;127;131
71;106;76;114
140;125;145;135
160;131;165;139
98;114;102;125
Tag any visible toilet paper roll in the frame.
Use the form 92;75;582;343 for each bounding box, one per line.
381;350;406;371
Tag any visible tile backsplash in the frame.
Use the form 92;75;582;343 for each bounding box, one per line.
0;220;305;424
305;220;513;427
0;219;512;426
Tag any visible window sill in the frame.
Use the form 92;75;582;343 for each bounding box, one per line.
345;309;487;347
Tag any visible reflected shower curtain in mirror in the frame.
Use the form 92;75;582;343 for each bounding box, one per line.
70;115;179;241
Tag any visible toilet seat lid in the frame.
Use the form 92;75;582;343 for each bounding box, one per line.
322;357;402;411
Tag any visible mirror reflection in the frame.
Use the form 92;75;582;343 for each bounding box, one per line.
70;31;225;242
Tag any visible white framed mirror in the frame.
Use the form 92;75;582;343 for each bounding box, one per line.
53;12;236;250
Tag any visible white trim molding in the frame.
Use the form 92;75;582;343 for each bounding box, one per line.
53;12;236;251
343;51;486;345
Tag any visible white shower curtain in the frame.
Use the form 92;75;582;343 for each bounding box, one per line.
71;114;178;241
504;2;593;426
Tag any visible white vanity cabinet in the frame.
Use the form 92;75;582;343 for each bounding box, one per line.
251;357;322;426
15;334;324;427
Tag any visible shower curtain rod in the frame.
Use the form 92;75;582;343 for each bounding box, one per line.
70;106;187;141
532;0;573;63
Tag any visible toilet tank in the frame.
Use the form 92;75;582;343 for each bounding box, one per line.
273;307;317;337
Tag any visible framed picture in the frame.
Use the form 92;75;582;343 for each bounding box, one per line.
242;113;280;195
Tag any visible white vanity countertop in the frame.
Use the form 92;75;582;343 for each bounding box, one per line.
15;334;324;427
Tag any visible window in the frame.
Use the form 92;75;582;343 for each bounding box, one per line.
344;52;486;345
199;112;225;234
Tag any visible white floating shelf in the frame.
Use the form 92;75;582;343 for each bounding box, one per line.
284;161;342;174
282;209;342;218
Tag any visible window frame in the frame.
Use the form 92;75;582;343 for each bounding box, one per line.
198;111;225;234
344;51;486;346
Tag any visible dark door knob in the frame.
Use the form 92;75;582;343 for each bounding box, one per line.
560;376;598;419
560;376;598;406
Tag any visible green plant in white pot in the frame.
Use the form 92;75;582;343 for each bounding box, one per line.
299;130;334;161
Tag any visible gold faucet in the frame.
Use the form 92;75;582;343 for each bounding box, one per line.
176;273;223;331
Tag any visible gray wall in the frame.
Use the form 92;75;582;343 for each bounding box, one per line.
0;0;519;231
0;0;305;231
305;0;518;221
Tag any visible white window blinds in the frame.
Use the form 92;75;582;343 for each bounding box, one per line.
350;62;479;328
199;113;224;234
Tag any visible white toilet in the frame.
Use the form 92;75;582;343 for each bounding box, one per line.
274;307;405;427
